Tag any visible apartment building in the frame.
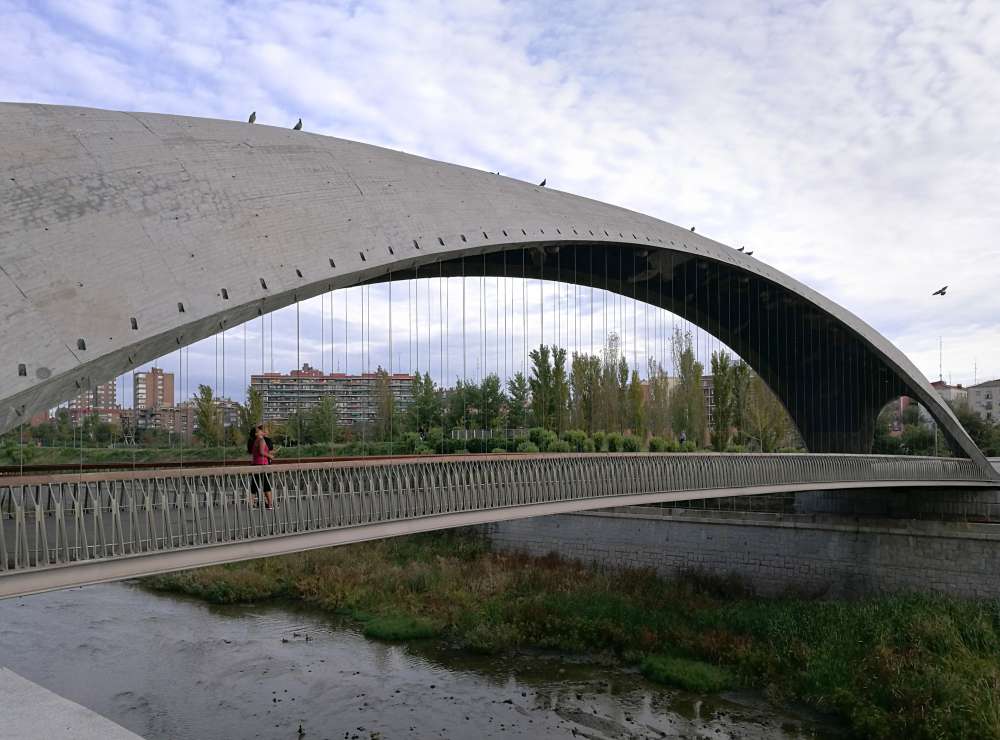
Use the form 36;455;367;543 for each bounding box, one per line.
251;364;415;425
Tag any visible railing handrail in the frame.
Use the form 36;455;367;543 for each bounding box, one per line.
0;452;991;487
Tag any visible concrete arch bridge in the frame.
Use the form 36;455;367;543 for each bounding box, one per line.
0;103;997;597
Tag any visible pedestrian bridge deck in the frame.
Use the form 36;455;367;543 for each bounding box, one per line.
1;453;993;598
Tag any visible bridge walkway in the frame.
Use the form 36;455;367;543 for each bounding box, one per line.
0;453;992;598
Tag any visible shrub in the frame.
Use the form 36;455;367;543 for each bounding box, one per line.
591;431;607;451
562;429;589;452
581;437;596;452
393;431;422;454
547;440;572;453
362;614;441;641
528;427;548;447
648;436;669;452
640;655;736;693
606;432;624;452
515;441;540;453
465;438;490;454
491;447;507;454
621;435;641;452
680;440;698;452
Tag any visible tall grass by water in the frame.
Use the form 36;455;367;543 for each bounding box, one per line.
145;531;1000;739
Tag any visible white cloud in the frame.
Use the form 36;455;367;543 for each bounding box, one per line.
2;0;999;401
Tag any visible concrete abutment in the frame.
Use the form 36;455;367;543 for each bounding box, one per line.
481;489;1000;599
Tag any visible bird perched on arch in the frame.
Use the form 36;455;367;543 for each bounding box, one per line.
737;246;745;252
538;178;546;187
690;226;696;232
746;251;754;256
293;118;303;131
248;111;256;124
932;285;948;296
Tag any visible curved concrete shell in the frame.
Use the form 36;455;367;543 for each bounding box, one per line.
0;103;992;474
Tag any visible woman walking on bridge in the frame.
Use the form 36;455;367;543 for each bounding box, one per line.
248;425;274;509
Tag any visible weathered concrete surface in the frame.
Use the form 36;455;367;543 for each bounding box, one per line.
0;667;144;740
0;102;992;474
484;507;1000;599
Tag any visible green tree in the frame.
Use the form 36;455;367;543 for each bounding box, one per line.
529;344;554;429
551;347;570;433
570;353;601;434
950;400;997;454
506;372;530;430
627;369;644;436
478;373;505;431
239;386;264;432
669;328;704;444
408;373;443;435
616;355;629;433
645;359;672;438
194;384;222;447
372;366;395;442
307;395;338;445
744;377;790;452
528;345;569;432
55;409;72;445
730;359;752;444
710;351;734;451
446;380;474;431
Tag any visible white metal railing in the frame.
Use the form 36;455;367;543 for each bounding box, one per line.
0;453;991;574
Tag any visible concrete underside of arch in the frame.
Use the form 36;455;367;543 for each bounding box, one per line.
0;103;993;477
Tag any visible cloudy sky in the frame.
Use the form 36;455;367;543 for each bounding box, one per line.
3;0;999;405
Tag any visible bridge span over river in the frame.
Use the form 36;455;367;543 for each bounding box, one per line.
2;104;999;600
1;452;994;598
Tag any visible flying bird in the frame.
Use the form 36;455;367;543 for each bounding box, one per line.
932;285;948;296
248;111;256;124
538;178;546;187
293;118;303;131
737;246;745;252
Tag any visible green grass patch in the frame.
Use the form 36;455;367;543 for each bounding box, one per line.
640;655;736;692
362;614;441;641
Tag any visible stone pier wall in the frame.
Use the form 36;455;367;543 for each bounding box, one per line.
482;506;1000;599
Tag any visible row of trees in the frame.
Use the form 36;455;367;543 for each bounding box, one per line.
1;329;795;454
267;328;796;452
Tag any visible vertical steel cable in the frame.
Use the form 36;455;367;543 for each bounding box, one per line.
222;324;226;467
296;298;301;463
462;255;467;432
389;267;393;456
590;247;594;356
522;248;527;383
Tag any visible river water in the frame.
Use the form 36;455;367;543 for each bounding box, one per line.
0;582;839;739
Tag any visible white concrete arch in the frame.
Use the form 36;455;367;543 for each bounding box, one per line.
0;103;992;475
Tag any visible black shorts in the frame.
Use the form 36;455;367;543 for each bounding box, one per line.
249;470;272;494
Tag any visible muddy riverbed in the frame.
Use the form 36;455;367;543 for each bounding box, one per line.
0;582;841;739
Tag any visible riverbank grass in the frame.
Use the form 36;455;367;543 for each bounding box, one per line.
362;614;441;640
640;655;736;692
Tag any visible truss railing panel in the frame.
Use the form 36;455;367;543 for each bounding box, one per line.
0;453;991;575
